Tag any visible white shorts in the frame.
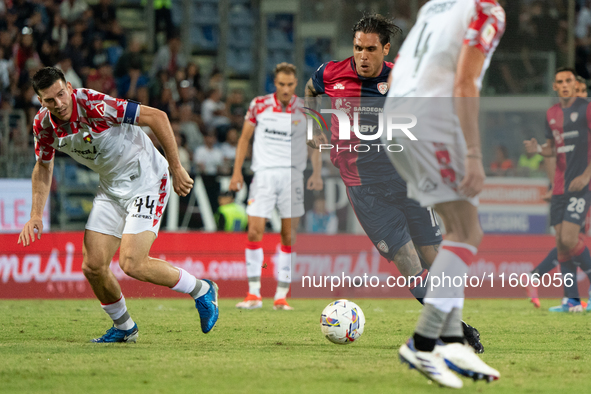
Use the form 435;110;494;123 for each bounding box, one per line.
387;138;479;208
86;171;171;238
246;168;304;219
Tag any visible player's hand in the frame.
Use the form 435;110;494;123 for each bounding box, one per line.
306;133;328;149
229;172;244;191
170;165;194;197
523;138;539;154
460;156;485;198
307;173;323;190
568;174;591;192
17;218;44;246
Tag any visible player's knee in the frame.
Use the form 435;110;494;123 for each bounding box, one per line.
118;254;146;280
82;259;108;280
561;234;578;252
247;228;264;242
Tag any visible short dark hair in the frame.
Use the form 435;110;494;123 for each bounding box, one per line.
576;75;586;84
31;67;67;96
555;67;577;77
352;14;401;47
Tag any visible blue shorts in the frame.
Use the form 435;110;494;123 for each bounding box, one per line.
550;190;591;227
346;179;442;261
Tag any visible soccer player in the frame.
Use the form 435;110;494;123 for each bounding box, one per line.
230;63;323;310
18;67;219;342
305;14;484;354
524;67;591;312
384;0;505;388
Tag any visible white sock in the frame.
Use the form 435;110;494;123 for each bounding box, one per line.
246;246;263;297
101;295;135;331
423;240;474;314
171;268;197;294
275;285;289;300
249;280;261;298
195;280;210;298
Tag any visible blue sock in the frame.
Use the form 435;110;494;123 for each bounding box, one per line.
560;260;580;301
532;248;558;276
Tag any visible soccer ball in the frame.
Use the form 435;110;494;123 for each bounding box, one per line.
320;299;365;344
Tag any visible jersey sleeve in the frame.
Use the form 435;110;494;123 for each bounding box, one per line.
244;98;258;124
33;112;55;163
80;89;140;128
311;62;328;95
463;0;506;55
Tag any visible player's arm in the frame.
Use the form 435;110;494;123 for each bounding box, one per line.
307;146;323;191
138;105;194;196
304;78;328;149
524;137;555;157
18;159;54;246
229;120;255;191
454;45;486;198
569;154;591;192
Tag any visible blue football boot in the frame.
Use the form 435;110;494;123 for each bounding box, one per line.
91;323;139;343
195;279;219;333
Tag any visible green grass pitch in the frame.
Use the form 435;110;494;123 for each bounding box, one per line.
1;298;590;393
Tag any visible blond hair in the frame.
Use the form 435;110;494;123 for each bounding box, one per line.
274;62;296;77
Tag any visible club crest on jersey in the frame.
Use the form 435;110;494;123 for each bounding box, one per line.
550;118;556;125
571;112;579;122
94;101;105;117
82;131;93;143
377;240;389;254
377;82;389;95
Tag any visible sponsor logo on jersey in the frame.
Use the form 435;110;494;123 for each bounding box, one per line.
333;83;345;90
83;131;93;143
71;145;100;160
571;112;579;122
557;145;575;153
377;240;389;254
377;82;389;95
563;130;579;139
552;129;563;145
57;140;67;148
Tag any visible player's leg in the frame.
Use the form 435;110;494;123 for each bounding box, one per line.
548;220;585;312
82;230;139;343
346;183;427;302
236;216;266;309
118;230;218;333
273;169;304;310
272;217;298;310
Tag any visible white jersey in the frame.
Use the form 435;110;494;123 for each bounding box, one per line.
388;0;505;98
245;93;307;173
34;88;168;200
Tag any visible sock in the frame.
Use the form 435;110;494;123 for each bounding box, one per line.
440;307;464;343
275;282;289;300
423;240;474;313
414;303;448;351
101;295;135;331
274;245;292;299
408;268;429;304
570;242;591;283
560;260;579;300
532;248;558;276
246;242;263;297
171;268;197;294
248;277;261;298
190;280;210;299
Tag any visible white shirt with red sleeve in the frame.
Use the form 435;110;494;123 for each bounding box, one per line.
244;93;307;173
387;0;505;98
33;88;168;200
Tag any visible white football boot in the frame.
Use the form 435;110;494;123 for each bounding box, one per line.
435;342;500;382
399;339;463;389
